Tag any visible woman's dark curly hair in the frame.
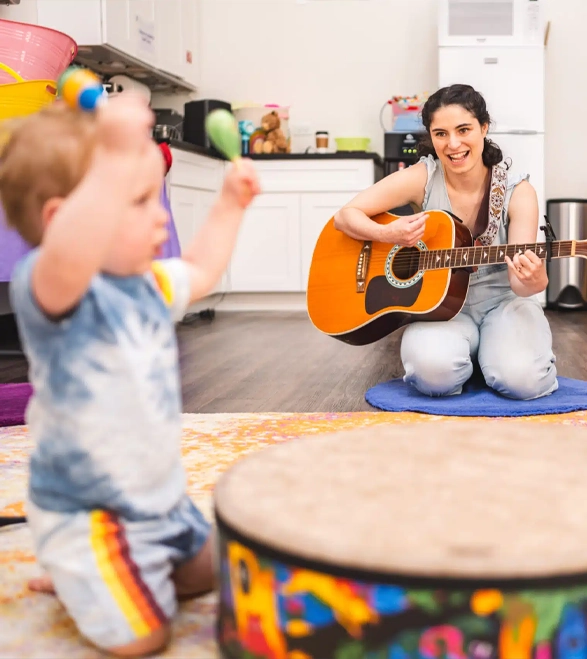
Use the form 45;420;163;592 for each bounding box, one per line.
417;84;504;168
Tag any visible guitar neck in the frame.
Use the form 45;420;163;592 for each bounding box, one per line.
419;240;578;271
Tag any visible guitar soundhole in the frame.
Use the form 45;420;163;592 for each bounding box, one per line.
390;247;421;281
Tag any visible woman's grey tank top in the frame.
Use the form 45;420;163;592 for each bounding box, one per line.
418;155;529;285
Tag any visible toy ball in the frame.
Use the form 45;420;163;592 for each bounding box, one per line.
58;66;106;112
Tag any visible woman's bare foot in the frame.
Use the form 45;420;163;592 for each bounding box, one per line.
28;574;56;594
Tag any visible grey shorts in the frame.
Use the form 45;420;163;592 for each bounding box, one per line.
28;494;211;649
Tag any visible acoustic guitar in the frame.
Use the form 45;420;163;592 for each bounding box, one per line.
306;210;586;346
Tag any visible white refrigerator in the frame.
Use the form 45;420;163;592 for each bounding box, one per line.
438;44;546;238
437;0;547;306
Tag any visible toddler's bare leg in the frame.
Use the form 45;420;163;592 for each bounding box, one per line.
29;574;56;594
172;536;215;600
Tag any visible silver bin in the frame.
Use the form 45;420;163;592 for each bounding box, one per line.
546;199;587;309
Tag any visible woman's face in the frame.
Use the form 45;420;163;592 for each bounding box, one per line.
429;104;488;174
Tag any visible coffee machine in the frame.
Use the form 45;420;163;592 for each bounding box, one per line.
383;131;425;177
383;130;425;215
381;97;426;178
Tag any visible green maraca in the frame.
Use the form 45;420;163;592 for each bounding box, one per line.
205;109;242;167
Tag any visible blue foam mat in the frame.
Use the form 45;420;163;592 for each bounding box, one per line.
365;376;587;417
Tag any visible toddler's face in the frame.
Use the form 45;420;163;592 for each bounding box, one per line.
103;143;169;276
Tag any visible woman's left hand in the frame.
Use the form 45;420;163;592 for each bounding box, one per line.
505;250;547;292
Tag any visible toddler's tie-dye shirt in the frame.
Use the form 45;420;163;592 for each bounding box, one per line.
10;252;191;520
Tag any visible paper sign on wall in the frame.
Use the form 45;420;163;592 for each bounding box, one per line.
136;15;155;58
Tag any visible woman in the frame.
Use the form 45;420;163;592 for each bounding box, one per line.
334;84;557;400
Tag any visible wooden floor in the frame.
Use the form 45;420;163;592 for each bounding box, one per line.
1;310;586;413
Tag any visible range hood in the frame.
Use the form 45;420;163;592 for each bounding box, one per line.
75;44;197;95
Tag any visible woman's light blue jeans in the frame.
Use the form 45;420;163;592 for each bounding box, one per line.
400;267;558;400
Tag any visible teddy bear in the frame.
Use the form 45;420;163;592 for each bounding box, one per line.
257;110;289;154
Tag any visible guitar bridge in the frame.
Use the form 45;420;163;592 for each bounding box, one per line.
356;241;372;293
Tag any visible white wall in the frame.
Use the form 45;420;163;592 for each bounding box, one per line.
196;0;587;200
197;0;438;156
2;0;587;199
543;0;587;199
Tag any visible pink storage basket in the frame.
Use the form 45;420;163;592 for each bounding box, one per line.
0;19;77;85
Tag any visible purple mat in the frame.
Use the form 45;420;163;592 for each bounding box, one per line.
0;383;32;427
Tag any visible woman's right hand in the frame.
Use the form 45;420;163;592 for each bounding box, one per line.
379;212;428;247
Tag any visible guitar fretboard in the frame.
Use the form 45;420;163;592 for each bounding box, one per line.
417;240;576;271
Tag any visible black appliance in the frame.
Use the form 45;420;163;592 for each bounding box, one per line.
182;99;232;157
153;108;184;144
383;130;426;176
383;130;426;215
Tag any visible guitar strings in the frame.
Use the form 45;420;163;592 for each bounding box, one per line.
386;241;577;271
387;242;575;264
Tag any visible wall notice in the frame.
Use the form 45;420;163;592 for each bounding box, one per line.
136;15;155;58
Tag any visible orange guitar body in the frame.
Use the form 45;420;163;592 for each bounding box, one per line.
306;210;473;345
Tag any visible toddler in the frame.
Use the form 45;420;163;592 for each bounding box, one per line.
0;95;260;656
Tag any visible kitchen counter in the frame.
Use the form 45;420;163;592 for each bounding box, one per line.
168;141;384;169
248;151;384;167
168;140;225;160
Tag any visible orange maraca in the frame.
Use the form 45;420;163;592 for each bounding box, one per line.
57;66;106;112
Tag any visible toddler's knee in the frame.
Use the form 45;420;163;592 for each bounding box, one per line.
106;625;171;658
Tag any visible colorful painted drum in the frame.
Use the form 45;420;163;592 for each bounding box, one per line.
214;421;587;659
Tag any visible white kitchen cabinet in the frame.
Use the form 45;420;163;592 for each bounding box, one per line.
168;185;199;256
36;0;104;47
36;0;198;83
169;186;227;296
169;148;224;192
228;158;380;293
230;194;302;292
0;2;39;23
156;0;199;86
255;159;376;194
197;188;229;294
300;193;358;289
107;0;157;67
167;154;380;297
37;0;155;63
168;148;227;295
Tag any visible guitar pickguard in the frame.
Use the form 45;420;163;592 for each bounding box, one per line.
365;276;423;315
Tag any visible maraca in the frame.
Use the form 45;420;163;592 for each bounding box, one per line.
57;66;106;112
205;109;242;167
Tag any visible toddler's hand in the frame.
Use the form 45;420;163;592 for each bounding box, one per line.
221;159;261;210
95;93;154;157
